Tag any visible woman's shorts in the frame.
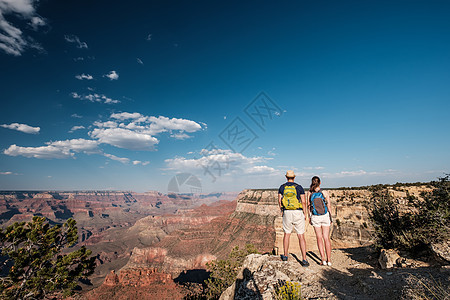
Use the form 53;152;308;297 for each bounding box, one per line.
311;212;331;227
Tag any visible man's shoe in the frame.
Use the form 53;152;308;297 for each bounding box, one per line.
300;259;309;267
280;255;288;261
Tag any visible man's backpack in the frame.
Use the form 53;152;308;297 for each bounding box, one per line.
310;189;328;215
282;184;302;210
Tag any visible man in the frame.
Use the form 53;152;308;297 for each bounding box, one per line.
278;170;309;266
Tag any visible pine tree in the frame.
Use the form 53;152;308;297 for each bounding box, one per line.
0;216;96;299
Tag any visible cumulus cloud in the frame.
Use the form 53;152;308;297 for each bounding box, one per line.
75;73;93;80
69;125;85;133
89;127;159;151
104;70;119;80
64;34;88;49
4;112;205;164
104;153;129;164
146;116;202;135
0;0;46;56
3;138;99;159
71;92;120;104
88;112;204;151
1;122;40;134
165;148;276;175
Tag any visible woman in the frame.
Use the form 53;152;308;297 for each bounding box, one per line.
308;176;332;266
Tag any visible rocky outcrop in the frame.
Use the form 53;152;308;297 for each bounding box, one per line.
84;268;184;300
219;249;450;300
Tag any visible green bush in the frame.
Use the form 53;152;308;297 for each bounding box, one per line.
273;280;302;300
204;244;259;299
369;175;450;251
0;216;96;299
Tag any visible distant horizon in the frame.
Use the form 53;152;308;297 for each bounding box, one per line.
0;176;440;194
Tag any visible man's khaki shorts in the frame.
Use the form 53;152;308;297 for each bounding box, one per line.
282;209;306;234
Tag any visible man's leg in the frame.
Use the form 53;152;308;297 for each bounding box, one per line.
297;233;307;261
283;232;291;256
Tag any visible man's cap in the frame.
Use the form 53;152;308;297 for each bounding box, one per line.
285;170;296;177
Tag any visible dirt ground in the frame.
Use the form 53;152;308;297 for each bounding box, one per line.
295;246;449;300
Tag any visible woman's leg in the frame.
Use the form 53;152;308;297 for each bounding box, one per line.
313;225;325;262
322;225;332;262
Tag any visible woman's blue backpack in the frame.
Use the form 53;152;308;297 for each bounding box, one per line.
310;189;328;216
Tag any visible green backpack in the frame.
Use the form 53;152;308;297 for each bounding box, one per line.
282;184;302;210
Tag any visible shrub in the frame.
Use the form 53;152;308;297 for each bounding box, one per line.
204;244;259;299
273;280;302;300
0;216;96;299
368;175;450;251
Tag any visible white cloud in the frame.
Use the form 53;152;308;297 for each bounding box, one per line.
30;16;45;30
1;122;40;134
133;160;150;166
69;125;85;133
170;133;192;140
245;165;277;174
111;112;143;120
104;70;119;80
75;73;93;80
146;34;152;41
71;92;120;104
90;127;159;151
3;138;99;159
93;120;118;128
4;144;72;159
64;34;88;49
89;113;204;151
146;116;202;135
165;148;276;176
137;58;143;65
0;171;12;175
0;0;46;56
71;114;82;118
303;166;325;170
104;153;129;164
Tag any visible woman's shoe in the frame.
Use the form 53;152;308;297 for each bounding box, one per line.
322;261;327;266
327;261;332;266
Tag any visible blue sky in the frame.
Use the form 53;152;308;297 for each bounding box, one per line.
0;0;449;192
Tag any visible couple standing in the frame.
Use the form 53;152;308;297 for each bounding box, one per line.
277;170;332;267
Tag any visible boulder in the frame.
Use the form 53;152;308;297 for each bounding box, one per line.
430;240;450;264
220;254;299;300
378;249;400;269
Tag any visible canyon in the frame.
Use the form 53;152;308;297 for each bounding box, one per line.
0;184;436;299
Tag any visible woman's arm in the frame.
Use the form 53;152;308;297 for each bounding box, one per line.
323;190;332;222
